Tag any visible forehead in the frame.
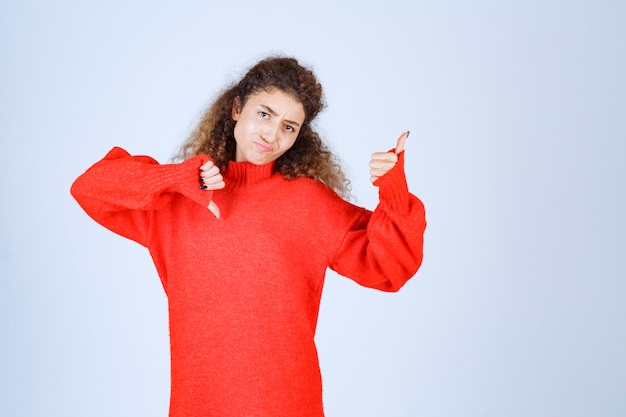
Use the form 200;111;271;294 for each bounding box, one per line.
245;90;305;122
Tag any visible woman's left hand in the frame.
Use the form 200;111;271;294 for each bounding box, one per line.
369;131;409;183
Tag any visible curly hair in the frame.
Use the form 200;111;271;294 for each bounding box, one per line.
174;56;351;199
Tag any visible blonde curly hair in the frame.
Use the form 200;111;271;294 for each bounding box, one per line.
174;56;351;199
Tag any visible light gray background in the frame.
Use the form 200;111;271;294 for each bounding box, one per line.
2;1;624;416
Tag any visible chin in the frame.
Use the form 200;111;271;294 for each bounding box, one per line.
248;156;271;165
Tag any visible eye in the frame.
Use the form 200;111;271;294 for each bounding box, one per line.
284;124;295;133
258;111;269;118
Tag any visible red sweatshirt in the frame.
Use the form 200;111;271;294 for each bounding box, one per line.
71;147;426;417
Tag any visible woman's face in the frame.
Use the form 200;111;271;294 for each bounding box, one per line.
232;89;305;165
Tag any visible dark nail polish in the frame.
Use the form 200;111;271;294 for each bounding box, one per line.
199;185;208;190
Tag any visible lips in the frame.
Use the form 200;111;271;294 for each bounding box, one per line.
254;142;274;152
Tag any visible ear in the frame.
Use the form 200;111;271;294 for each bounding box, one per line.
231;96;242;121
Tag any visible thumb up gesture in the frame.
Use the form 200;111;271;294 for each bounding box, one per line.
369;131;409;184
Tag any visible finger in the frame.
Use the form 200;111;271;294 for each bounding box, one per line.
370;167;393;178
395;131;409;155
200;180;225;190
203;179;225;190
199;173;225;190
201;165;220;177
200;167;221;184
202;174;224;184
200;173;221;186
200;160;214;171
369;158;397;169
200;181;226;191
370;152;399;163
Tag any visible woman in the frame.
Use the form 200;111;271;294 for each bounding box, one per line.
71;56;426;417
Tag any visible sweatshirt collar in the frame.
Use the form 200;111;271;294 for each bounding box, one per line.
224;160;276;188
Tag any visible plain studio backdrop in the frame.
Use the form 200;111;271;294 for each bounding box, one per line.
1;1;624;416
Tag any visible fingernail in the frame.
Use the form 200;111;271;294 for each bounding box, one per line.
199;176;205;183
199;185;208;190
406;130;410;137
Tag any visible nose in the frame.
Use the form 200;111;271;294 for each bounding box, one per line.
261;124;280;143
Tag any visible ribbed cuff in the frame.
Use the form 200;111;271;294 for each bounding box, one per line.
161;154;214;209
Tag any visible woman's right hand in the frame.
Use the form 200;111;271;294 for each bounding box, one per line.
199;160;225;190
199;160;224;219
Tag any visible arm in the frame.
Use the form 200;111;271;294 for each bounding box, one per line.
330;134;426;292
70;147;213;246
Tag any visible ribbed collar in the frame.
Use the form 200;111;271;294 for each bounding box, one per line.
224;160;276;188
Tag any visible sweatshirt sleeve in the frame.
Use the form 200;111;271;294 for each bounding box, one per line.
329;151;427;292
70;147;213;246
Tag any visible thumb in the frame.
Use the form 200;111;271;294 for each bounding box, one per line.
395;130;409;155
208;200;221;219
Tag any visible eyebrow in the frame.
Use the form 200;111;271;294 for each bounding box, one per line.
260;104;302;127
